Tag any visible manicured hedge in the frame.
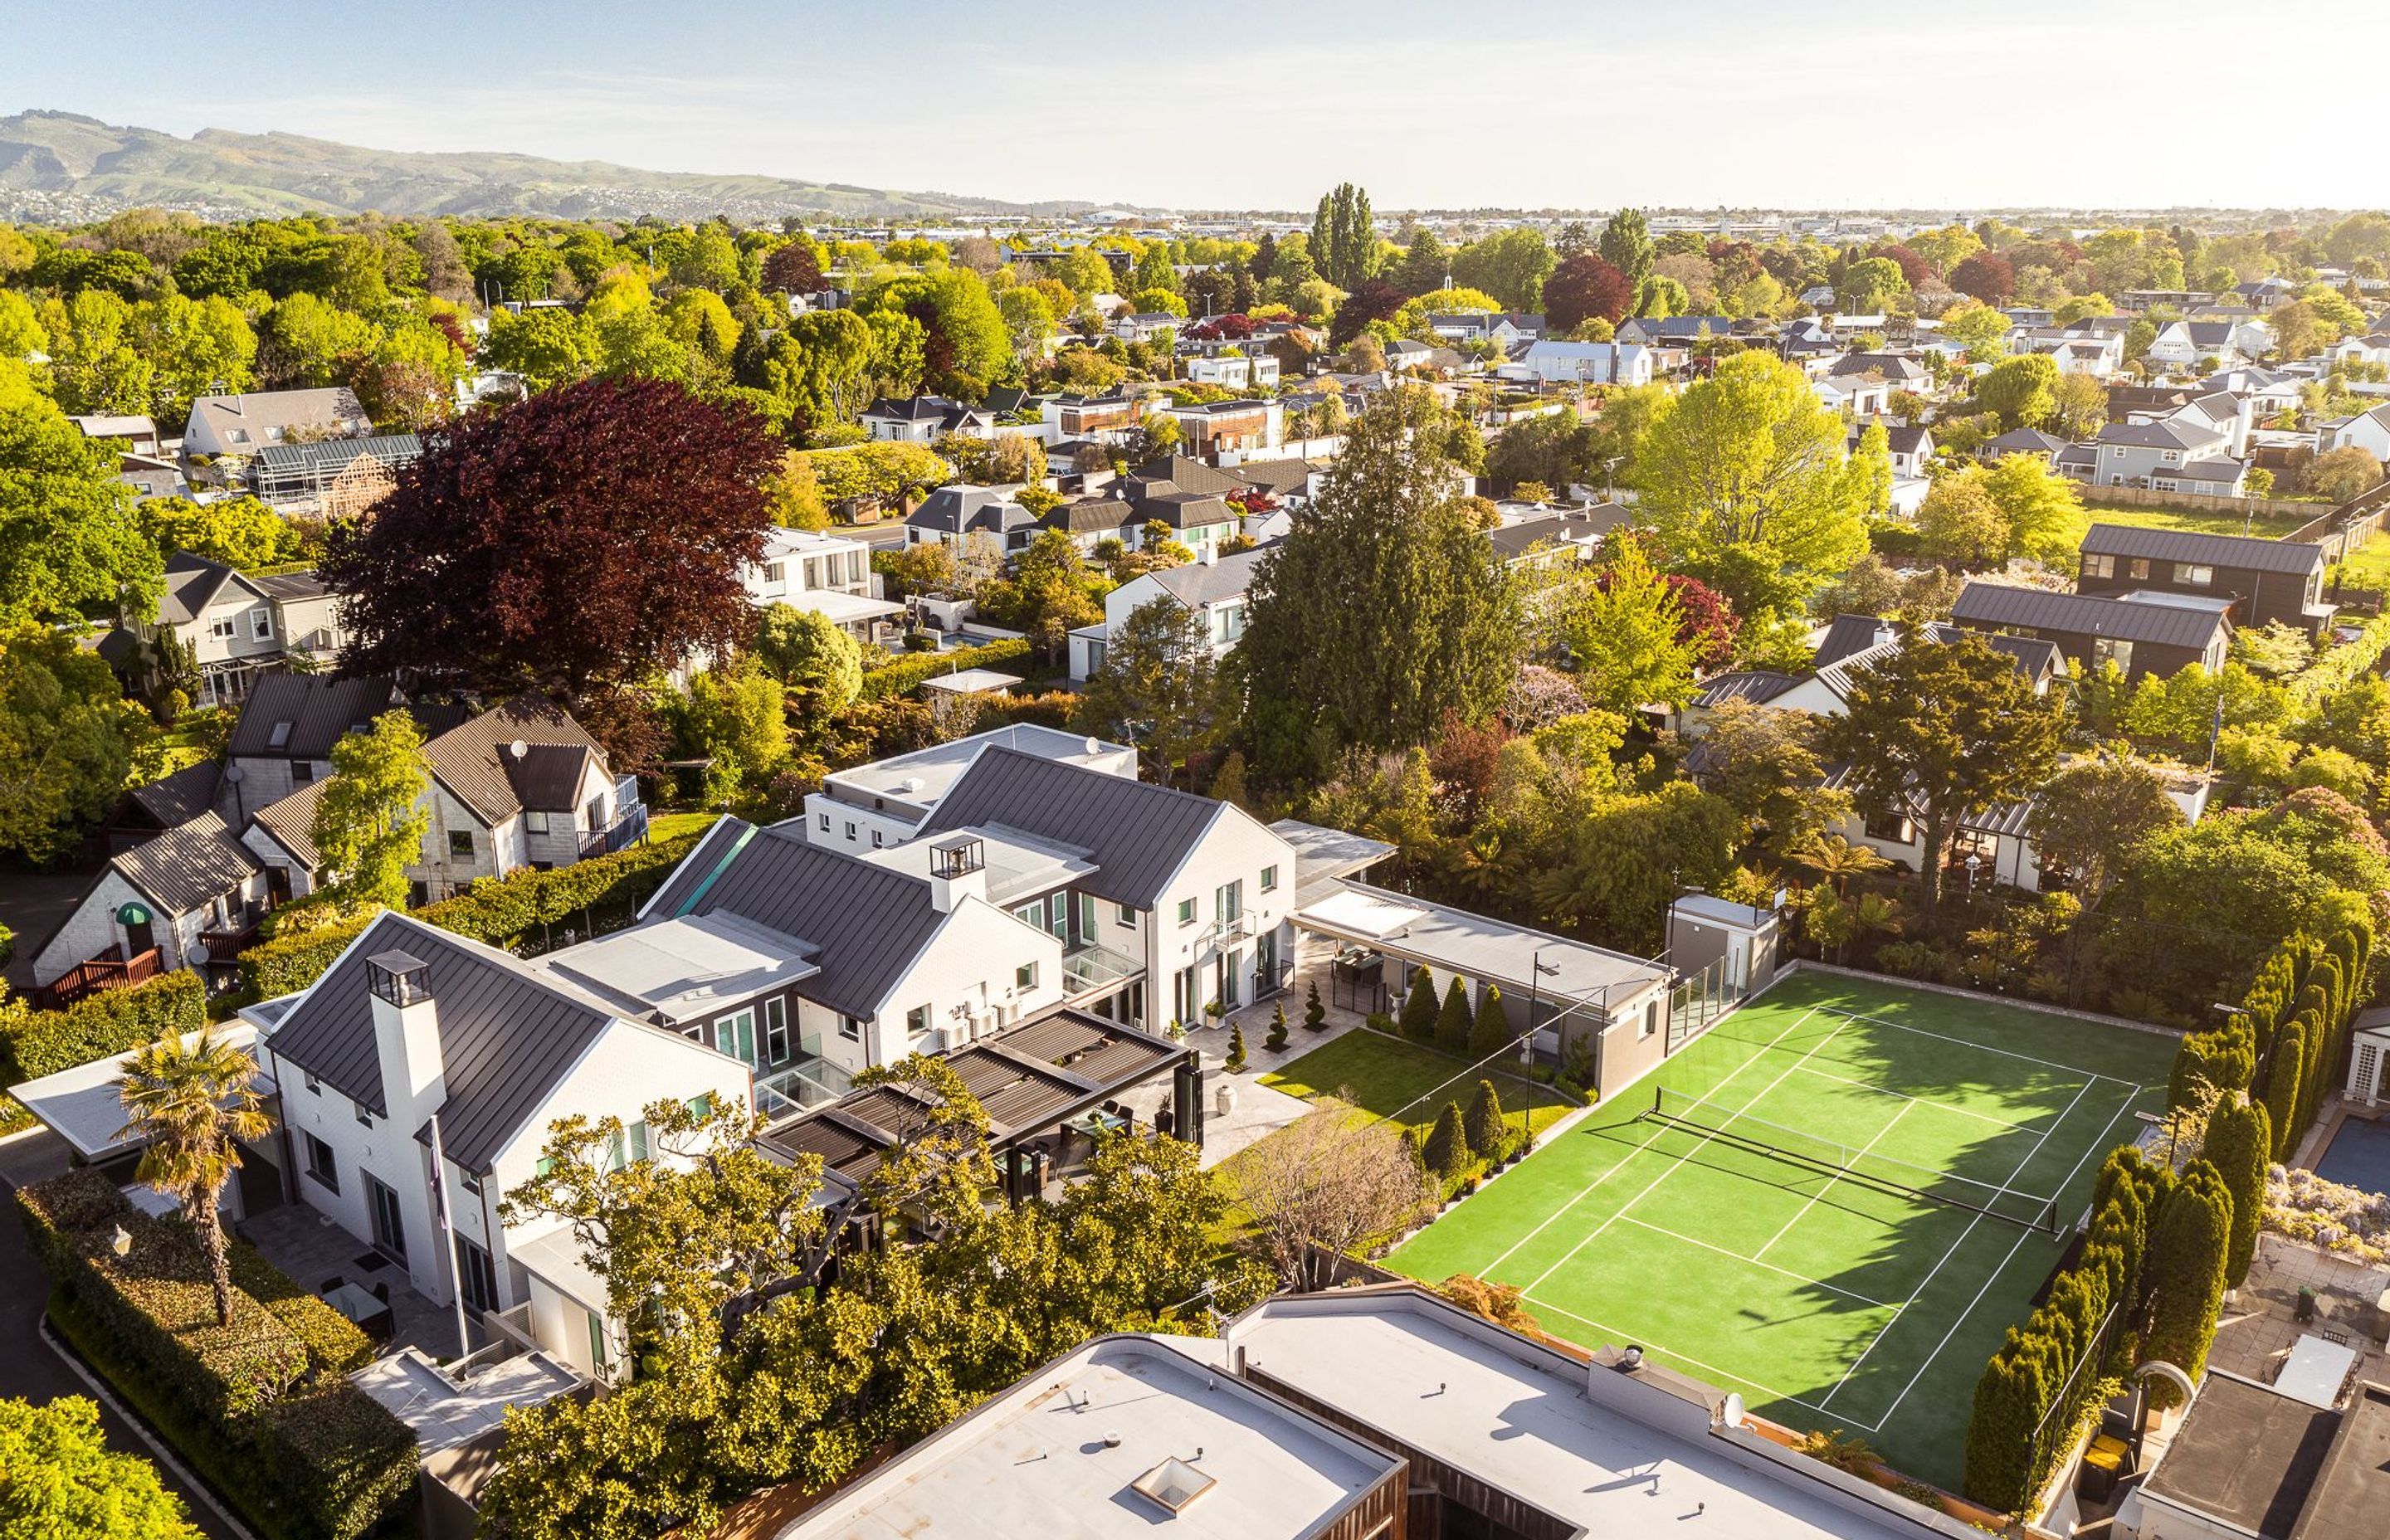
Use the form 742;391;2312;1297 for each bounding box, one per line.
858;636;1031;700
17;1170;413;1540
241;826;712;999
2;970;205;1084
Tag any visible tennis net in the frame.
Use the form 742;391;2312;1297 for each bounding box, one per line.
1648;1086;2061;1235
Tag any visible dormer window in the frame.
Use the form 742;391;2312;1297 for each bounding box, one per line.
268;720;294;748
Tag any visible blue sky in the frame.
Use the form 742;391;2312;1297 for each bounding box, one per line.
6;0;2386;210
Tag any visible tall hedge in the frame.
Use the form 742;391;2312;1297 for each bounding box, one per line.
2266;1020;2305;1160
857;636;1032;701
2141;1161;2233;1410
17;1171;412;1540
2;971;205;1084
241;826;710;998
2205;1098;2270;1289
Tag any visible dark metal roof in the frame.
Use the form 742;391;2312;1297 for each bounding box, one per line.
1951;582;2232;650
506;743;593;812
263;913;618;1171
1813;614;1902;670
159;552;252;626
640;821;944;1020
227;673;404;759
250;432;422;474
249;777;329;869
422;698;607;826
128;759;222;826
112;811;258;914
2080;523;2325;577
917;747;1228;909
1689;670;1801;709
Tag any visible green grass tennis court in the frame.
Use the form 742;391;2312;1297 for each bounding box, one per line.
1383;971;2176;1489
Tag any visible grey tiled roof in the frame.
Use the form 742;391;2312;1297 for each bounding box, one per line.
640;821;945;1021
1146;547;1266;609
918;747;1227;909
1950;582;2231;650
112;811;258;915
264;912;620;1171
2080;524;2322;576
159;552;251;626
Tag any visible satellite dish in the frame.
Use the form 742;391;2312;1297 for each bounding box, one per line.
509;738;529;759
1085;735;1101;756
1720;1392;1745;1428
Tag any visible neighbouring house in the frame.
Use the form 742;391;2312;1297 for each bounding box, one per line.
1428;309;1543;346
67;413;163;456
1978;426;2071;464
2076;419;2249;495
914;744;1303;1033
108;552;349;709
1812;375;1890;417
2327;333;2390;371
1110;312;1180;344
905;485;1041;554
2075;523;2335;636
2110;1371;2390;1540
182;387;373;459
115;453;190;500
1949;579;2231;681
1827;352;1930;391
2317;402;2390;461
1498;339;1655;386
248;914;754;1385
1098;456;1248;559
219;672;463;826
1851;422;1934;476
246;433;422;507
1180;351;1278;390
1159;397;1282;460
802;724;1137;857
2017;328;2126;378
1617;315;1739;349
29;812;271;1004
741;525;901;639
860;396;998;443
1039;390;1149;445
2146;318;2272;370
1068;546;1266;682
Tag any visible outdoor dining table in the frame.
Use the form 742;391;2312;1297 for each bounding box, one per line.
2275;1333;2358;1409
321;1280;395;1343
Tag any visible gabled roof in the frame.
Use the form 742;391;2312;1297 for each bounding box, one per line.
262;912;625;1171
1950;582;2232;650
2097;419;2209;451
159;552;261;626
248;777;329;869
907;485;1034;535
1983;426;2070;455
422;698;608;826
111;811;258;916
918;747;1231;909
1144;548;1266;610
1688;670;1802;709
188;387;367;446
639;821;951;1020
227;674;405;760
127;759;222;826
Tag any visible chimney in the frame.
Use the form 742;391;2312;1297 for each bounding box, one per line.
927;836;987;914
366;950;445;1118
1874;621;1899;650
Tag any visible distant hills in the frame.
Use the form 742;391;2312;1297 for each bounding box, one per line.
0;110;1098;222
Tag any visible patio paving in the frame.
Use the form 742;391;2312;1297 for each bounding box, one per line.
2207;1231;2390;1401
237;1203;478;1362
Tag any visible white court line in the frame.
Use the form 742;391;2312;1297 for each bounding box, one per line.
1866;1083;2153;1430
1519;1011;1859;1297
1815;1069;2099;1412
1612;1214;1897;1309
1752;1099;1913;1266
1817;1003;2121;1083
1524;1295;1880;1433
1478;1006;1827;1279
1788;1063;2041;1134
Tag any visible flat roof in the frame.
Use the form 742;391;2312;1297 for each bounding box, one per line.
860;824;1099;907
1295;880;1671;1016
822;725;1134;814
775;1336;1400;1539
1229;1290;1943;1540
9;1022;272;1160
2293;1381;2390;1540
1267;818;1397;902
539;912;819;1025
919;667;1020;695
350;1346;581;1454
2143;1372;2341;1539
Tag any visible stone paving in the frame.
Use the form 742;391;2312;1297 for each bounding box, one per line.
2208;1231;2390;1400
237;1203;476;1361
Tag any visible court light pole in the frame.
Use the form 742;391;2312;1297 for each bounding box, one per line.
1522;951;1561;1149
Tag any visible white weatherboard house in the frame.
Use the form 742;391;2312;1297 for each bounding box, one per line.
30;812;272;999
1067;546;1265;682
251;913;754;1386
801;724;1136;857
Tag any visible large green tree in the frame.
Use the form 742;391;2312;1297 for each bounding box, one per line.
1235;387;1521;784
0;1396;200;1538
0;625;140;863
1076;597;1220;786
0;363;159;626
1597;208;1655;300
1632;351;1873;626
2140;1160;2233;1406
1819;631;2064;905
1310;183;1378;292
310;709;430;909
1561;537;1699;715
2027;754;2184;909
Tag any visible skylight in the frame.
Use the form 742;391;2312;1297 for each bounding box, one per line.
1129;1456;1215;1517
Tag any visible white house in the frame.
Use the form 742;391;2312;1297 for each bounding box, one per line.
1068;546;1265;682
741;525;901;638
29;813;272;1000
859;397;996;443
2146;319;2271;371
1498;340;1654;387
111;553;350;709
183;387;373;460
802;724;1136;857
250;914;754;1385
2319;402;2390;462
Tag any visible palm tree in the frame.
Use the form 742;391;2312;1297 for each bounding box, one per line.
1788;832;1894;897
117;1026;271;1327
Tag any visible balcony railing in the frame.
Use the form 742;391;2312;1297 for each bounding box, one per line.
198;919;265;961
38;945;163;1010
579;798;648;859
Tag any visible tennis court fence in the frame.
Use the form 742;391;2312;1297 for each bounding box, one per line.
1647;1086;2063;1235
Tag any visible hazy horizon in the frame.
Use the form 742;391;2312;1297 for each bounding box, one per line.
9;0;2388;212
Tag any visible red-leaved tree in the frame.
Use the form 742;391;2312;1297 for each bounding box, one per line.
1873;243;1934;290
1329;280;1409;347
1542;254;1633;334
1664;574;1740;669
322;377;777;758
1949;252;2015;305
762;241;824;295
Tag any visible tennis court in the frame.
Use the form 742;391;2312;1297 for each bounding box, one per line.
1383;970;2176;1489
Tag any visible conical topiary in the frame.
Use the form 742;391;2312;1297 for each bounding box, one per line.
1436;977;1474;1054
1423;1101;1468;1179
1469;983;1510;1057
1305;979;1328;1031
1265;1001;1290;1052
1225;1021;1248;1073
1465;1079;1507;1161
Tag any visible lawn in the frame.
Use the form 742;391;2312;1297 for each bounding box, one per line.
2078;502;2305;540
2330;528;2390;587
1378;971;2177;1492
646;810;723;844
1257;1027;1578;1140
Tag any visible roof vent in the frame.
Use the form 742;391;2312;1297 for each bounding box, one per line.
1129;1456;1215;1516
900;776;926;794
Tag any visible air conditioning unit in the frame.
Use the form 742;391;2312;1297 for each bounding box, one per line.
934;1022;970;1053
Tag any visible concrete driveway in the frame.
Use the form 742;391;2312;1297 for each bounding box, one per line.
0;1128;243;1538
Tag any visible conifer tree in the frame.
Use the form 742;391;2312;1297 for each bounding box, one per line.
2142;1161;2233;1408
1469;983;1512;1058
1304;979;1329;1032
1400;966;1440;1043
1465;1079;1507;1162
2204;1098;2271;1289
1436;976;1475;1055
1265;1001;1290;1053
1422;1102;1468;1179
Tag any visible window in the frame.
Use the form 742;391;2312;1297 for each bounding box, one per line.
303;1133;338;1192
627;1121;648;1162
1215;880;1242;925
764;561;785;585
844;821;856;841
818;812;830;831
461;1170;481;1196
871;831;884;848
304;1070;319;1095
685;1093;715;1119
354;1099;374;1128
2128;558;2151;581
2092;636;2135;674
534;1155;558;1178
1117;903;1136;927
457;1236;499;1314
838;1015;862;1042
1177;898;1196;927
251;608;274;641
1260;865;1278;894
526;811;549;835
2176;563;2214;587
448;829;474;858
763;997;790;1062
2082;553;2114;580
1017;961;1039;992
1643;1000;1659;1039
207;616;237;641
267;719;294;748
1862;809;1910;843
907;1005;930;1039
291;760;315;784
715;1009;755;1065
